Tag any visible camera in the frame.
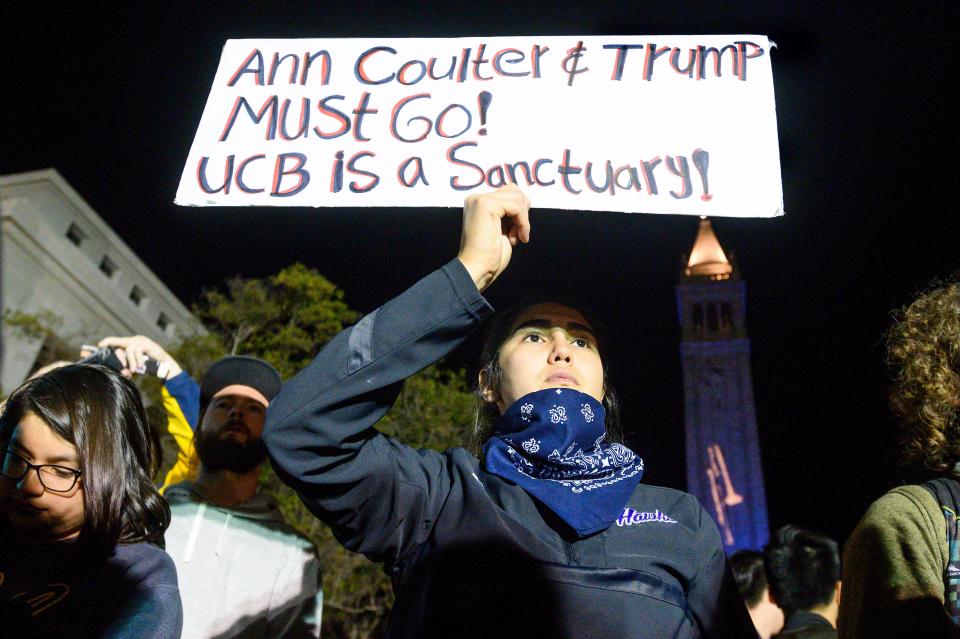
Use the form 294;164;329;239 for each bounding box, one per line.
79;346;164;377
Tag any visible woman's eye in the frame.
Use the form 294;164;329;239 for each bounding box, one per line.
523;333;545;343
47;466;77;479
573;338;590;348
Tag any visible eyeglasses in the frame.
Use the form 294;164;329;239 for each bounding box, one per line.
0;449;82;493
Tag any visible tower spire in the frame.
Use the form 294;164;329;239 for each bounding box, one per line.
685;217;733;279
676;219;769;552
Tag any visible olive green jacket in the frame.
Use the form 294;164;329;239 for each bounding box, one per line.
838;485;960;638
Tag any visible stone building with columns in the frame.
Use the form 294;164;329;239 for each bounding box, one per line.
1;169;204;394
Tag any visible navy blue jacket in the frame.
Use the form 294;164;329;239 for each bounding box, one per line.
265;260;756;638
0;540;182;638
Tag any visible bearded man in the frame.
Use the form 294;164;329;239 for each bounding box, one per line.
95;338;323;639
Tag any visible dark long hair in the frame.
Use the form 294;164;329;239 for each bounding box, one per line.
470;296;622;454
0;364;171;555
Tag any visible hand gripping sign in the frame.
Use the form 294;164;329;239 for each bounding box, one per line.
176;35;783;217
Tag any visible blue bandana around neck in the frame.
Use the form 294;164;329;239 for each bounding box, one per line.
482;388;644;537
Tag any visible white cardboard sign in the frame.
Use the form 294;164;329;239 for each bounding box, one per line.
176;35;782;217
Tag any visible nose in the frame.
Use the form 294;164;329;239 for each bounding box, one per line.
549;331;572;363
16;469;45;496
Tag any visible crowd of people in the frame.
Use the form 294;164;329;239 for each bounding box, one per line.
2;185;960;637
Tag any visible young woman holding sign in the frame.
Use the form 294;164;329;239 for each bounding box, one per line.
264;185;754;638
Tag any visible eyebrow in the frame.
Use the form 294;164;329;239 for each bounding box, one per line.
9;441;77;465
513;319;596;336
214;396;266;407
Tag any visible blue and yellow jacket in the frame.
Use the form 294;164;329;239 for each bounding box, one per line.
158;372;200;494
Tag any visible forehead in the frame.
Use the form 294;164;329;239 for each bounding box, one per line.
9;411;76;458
508;303;594;334
211;384;269;407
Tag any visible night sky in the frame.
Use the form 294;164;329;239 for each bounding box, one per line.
5;2;959;547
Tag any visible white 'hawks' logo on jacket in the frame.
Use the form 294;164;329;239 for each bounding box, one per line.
616;508;677;526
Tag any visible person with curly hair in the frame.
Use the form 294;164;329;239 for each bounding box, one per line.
838;278;960;638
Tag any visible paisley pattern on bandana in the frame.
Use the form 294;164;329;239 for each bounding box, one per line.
483;388;644;537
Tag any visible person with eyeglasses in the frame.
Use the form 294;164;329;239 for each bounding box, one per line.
0;364;182;639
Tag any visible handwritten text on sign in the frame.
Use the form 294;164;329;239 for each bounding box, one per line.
176;36;782;217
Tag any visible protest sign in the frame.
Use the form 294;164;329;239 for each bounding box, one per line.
176;35;782;217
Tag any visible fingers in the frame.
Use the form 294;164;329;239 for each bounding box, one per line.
96;335;160;374
458;185;532;292
129;346;145;374
463;184;531;243
99;336;136;371
504;218;520;247
115;347;131;372
507;190;532;244
492;184;532;245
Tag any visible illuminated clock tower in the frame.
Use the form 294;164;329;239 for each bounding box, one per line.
676;218;769;552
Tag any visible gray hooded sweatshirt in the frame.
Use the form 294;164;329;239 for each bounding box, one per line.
164;481;322;638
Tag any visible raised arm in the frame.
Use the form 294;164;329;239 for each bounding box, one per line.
94;335;200;492
264;186;530;565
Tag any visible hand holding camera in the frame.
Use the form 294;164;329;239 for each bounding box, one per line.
80;335;182;379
